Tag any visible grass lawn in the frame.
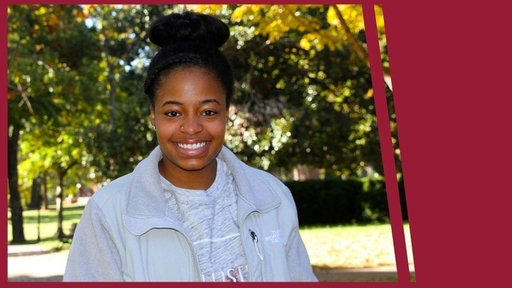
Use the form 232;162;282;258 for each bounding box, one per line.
300;224;414;269
300;224;415;282
7;204;84;251
8;203;415;282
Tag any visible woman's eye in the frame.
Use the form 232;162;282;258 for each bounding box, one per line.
166;111;180;117
202;110;218;116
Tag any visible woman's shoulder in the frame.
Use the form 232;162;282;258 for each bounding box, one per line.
90;173;134;206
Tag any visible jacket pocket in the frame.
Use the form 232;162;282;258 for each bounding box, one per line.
249;229;264;261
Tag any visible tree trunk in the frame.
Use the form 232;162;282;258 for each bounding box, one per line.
56;174;65;236
107;59;117;131
28;175;42;209
55;162;77;238
331;4;393;91
42;171;48;210
8;125;26;244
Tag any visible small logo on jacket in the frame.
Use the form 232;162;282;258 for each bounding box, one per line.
265;230;283;243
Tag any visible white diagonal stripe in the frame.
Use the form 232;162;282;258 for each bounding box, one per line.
192;233;241;245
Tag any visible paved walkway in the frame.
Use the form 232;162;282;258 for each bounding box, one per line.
7;244;414;282
8;244;68;282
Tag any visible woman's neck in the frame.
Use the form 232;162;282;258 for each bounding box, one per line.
158;158;217;190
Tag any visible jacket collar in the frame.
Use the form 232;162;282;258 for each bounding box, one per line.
123;146;281;235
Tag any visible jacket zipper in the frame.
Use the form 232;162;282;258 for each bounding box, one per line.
249;229;264;261
173;228;202;280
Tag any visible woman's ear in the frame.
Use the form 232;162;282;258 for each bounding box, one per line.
150;106;156;127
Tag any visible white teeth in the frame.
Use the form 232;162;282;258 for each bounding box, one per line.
178;142;206;150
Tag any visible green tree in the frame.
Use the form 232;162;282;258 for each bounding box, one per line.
193;4;392;177
9;5;398;245
78;4;178;181
8;5;101;242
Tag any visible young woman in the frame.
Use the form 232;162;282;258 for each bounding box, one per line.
63;11;317;282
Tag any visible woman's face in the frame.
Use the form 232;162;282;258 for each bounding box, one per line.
150;67;227;181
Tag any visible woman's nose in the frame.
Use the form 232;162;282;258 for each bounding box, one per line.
180;116;203;134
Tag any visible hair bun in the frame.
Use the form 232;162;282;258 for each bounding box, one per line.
148;11;230;49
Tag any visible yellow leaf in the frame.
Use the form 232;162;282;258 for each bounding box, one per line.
300;38;311;50
231;6;247;21
326;6;339;25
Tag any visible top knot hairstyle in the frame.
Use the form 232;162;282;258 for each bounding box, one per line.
143;11;234;108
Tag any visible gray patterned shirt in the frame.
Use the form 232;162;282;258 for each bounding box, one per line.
161;159;250;282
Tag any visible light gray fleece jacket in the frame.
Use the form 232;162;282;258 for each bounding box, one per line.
63;146;318;282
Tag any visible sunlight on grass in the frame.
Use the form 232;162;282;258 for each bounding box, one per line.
7;205;84;250
300;224;414;269
10;204;415;271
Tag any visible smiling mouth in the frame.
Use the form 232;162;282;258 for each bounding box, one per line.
177;142;207;150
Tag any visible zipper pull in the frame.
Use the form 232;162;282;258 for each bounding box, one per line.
250;229;264;261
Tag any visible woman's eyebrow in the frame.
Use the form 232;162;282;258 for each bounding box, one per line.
200;99;221;105
161;100;182;107
161;99;221;107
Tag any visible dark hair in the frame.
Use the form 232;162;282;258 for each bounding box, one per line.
143;11;234;108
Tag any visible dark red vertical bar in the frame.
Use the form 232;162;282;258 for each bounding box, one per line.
362;3;410;283
2;2;9;284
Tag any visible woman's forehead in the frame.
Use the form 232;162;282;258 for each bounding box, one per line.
155;68;227;105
